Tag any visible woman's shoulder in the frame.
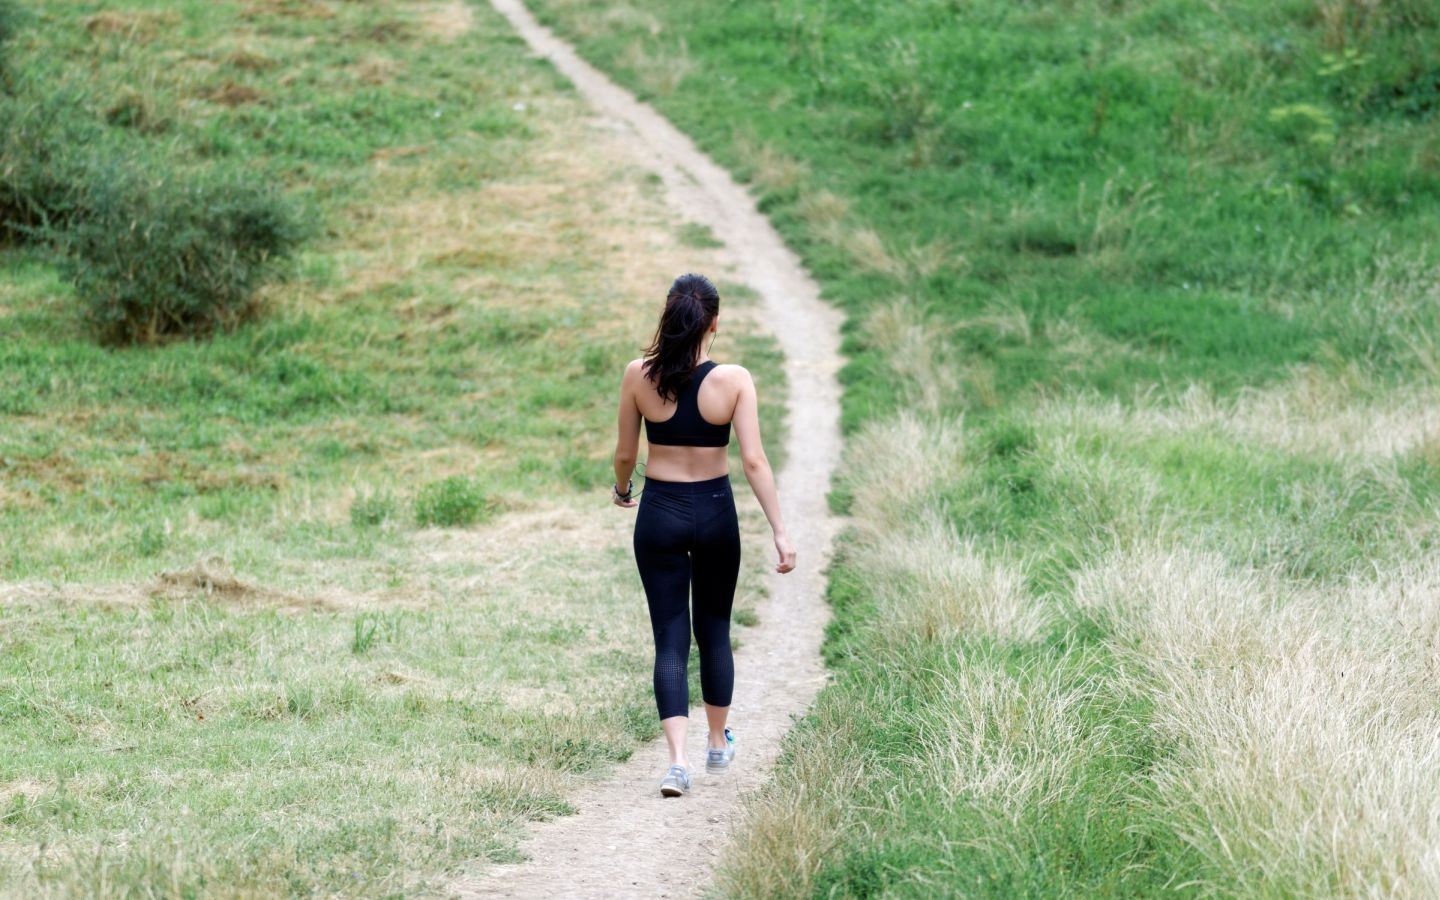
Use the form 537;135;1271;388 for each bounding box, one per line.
707;362;754;393
710;361;751;379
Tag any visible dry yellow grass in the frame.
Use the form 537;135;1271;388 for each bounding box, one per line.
733;132;811;197
710;700;866;897
420;0;473;40
617;35;695;97
1038;365;1440;462
858;296;962;415
913;661;1112;827
862;508;1050;645
1074;548;1440;896
796;188;851;229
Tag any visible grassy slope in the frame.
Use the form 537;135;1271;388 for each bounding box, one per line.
0;0;786;894
0;2;786;582
525;0;1440;895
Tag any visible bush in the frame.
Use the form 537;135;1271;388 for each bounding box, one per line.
0;1;19;77
414;475;489;527
53;162;306;344
1;9;307;343
0;90;103;242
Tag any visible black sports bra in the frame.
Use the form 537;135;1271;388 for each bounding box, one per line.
643;361;731;447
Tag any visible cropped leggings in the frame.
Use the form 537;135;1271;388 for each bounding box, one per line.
632;473;741;720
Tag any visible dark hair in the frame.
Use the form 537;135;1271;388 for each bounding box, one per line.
641;273;720;403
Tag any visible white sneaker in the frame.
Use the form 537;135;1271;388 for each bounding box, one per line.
659;764;691;797
706;728;737;773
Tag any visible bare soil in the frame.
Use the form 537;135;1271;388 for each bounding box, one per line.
447;1;848;897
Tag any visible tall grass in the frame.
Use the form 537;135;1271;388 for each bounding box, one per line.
1075;550;1440;896
527;0;1440;894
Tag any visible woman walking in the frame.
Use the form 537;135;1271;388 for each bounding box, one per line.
611;273;797;797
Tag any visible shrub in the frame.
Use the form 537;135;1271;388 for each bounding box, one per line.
53;162;306;344
0;1;19;77
414;475;489;527
0;89;103;242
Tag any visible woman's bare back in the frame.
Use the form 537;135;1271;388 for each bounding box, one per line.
632;357;740;481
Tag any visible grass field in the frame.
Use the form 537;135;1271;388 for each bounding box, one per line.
0;0;786;894
526;0;1440;895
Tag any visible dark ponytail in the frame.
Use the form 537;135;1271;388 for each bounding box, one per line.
642;273;720;402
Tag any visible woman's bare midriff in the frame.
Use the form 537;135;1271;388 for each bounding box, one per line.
643;444;729;482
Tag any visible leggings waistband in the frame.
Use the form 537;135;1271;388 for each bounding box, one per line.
642;473;731;494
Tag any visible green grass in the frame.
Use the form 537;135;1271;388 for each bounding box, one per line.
793;634;1190;897
0;0;566;579
0;0;788;582
0;0;788;894
531;0;1439;425
9;0;1436;892
0;575;645;893
526;0;1440;894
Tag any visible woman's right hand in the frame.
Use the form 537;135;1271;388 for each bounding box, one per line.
774;532;797;574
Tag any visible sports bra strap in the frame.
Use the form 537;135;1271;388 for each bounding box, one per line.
644;361;731;447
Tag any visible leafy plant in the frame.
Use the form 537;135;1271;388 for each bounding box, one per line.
1268;103;1338;146
53;161;307;345
0;0;19;78
414;475;489;527
0;90;104;242
1318;47;1370;78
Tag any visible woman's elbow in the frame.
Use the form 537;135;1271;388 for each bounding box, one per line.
741;453;769;473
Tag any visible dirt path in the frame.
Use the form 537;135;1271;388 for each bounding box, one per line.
448;1;846;897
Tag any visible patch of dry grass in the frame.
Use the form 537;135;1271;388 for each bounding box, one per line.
618;35;694;97
420;0;473;40
84;9;180;42
1075;548;1440;896
710;695;866;897
1040;365;1440;462
858;295;967;414
836;412;1048;643
733;132;810;198
795;188;850;230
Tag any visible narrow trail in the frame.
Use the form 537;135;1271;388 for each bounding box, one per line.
450;1;847;897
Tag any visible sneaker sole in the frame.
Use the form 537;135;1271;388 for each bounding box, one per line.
660;785;685;797
705;760;731;773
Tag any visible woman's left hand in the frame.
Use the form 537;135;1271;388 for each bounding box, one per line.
612;481;637;507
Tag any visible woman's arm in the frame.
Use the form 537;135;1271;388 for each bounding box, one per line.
612;359;643;507
731;366;796;573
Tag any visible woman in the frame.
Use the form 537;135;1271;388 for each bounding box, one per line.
611;272;797;798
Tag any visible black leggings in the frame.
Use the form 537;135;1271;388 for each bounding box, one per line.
632;473;741;720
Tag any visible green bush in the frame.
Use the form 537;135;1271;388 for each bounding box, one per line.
53;162;306;344
0;0;19;77
0;90;103;242
414;475;489;527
